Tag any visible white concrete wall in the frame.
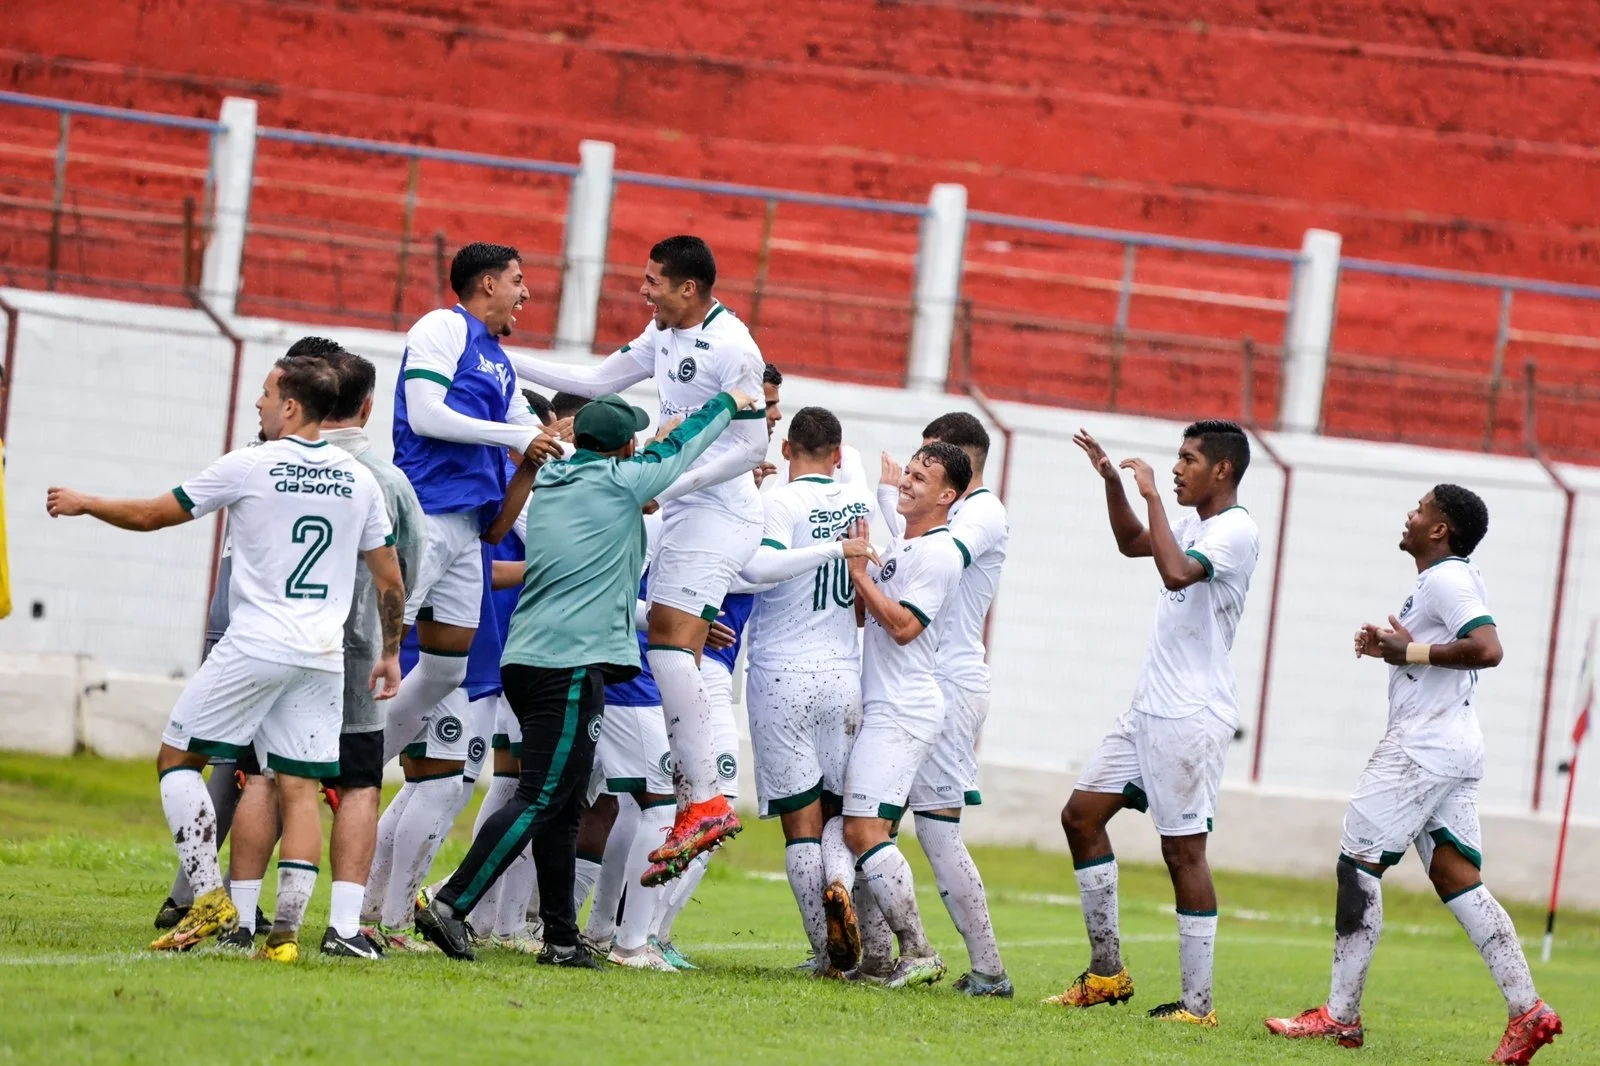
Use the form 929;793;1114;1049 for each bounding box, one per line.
4;289;1599;905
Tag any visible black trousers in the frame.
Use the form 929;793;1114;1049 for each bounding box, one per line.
439;664;606;946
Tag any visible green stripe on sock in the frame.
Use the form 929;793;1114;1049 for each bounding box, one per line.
785;837;822;847
1176;908;1218;917
638;796;677;810
158;765;202;779
405;770;463;783
1439;881;1485;904
418;646;470;657
575;850;605;865
278;860;319;873
1074;853;1116;870
855;840;894;869
645;644;694;654
1339;854;1385;879
914;811;961;824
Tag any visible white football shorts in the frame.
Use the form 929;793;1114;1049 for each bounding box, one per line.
1340;736;1483;872
747;664;859;818
842;705;934;821
404;511;483;628
1076;705;1232;837
597;703;674;796
648;506;761;621
907;681;989;813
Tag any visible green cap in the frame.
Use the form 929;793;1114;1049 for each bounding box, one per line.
573;393;651;451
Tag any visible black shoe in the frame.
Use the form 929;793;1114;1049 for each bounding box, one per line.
538;942;602;969
215;925;257;951
320;926;384;959
154;896;189;930
414;894;475;960
256;907;271;933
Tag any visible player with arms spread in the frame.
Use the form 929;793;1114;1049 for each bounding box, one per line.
45;354;405;959
1050;420;1258;1026
1266;486;1561;1064
508;235;769;877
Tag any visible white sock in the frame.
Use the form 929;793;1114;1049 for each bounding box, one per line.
858;842;933;958
329;880;364;939
654;851;710;941
854;867;895;975
616;800;676;951
1328;859;1383;1024
171;762;241;905
1075;856;1123;975
273;861;318;937
1444;884;1539;1016
1176;911;1218;1015
463;775;520;929
916;814;1003;976
785;837;830;960
572;857;603;920
821;816;855;892
380;775;459;928
585;795;640;942
160;768;223;898
381;652;469;763
230;879;263;934
494;848;539;938
364;782;414;922
646;648;720;804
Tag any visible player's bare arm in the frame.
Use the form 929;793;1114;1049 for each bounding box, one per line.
483;446;552;544
1075;430;1151;557
365;543;405;699
490;560;526;591
1120;457;1207;590
847;549;924;645
45;487;192;532
1363;616;1504;669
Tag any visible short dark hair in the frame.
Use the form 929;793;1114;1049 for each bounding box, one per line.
328;352;376;422
649;235;716;293
285;336;345;360
450;242;520;298
1432;483;1489;556
922;411;989;459
523;389;554;425
1182;419;1251;484
550;391;588;419
787;406;841;455
763;362;783;388
912;441;972;498
272;355;340;423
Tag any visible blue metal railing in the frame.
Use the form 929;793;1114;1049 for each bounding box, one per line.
0;91;224;133
1340;256;1600;302
256;126;580;177
968;209;1303;263
614;170;928;217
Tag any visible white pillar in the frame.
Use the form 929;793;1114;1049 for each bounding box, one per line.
1280;228;1342;434
200;97;258;316
555;140;616;354
907;183;967;391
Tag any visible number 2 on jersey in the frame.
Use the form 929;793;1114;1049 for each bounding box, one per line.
811;558;853;611
285;515;333;599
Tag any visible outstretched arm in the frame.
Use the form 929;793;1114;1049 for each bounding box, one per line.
652;415;769;504
46;487;193;531
505;347;651;398
1074;429;1151;557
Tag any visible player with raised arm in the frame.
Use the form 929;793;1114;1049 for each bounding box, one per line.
45;354;405;959
1048;421;1258;1025
382;241;562;871
877;412;1012;997
740;406;876;975
842;443;971;989
507;236;769;876
1265;486;1561;1064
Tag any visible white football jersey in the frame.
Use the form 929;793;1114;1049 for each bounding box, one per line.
745;474;875;672
1385;557;1493;778
937;488;1009;692
176;436;393;671
860;527;965;743
620;301;765;520
1131;506;1259;725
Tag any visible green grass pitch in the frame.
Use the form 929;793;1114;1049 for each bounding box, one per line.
0;752;1593;1064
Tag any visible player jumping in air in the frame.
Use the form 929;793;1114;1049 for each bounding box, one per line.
1050;421;1259;1026
1265;485;1561;1064
508;236;770;879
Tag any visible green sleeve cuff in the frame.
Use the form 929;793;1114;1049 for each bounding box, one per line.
900;601;931;627
761;538;787;550
383;533;396;547
1457;615;1494;638
1185;549;1214;581
172;487;195;513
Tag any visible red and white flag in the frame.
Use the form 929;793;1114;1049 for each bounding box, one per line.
1574;622;1596;749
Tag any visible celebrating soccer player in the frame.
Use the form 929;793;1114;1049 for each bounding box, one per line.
1049;420;1259;1026
1265;486;1561;1063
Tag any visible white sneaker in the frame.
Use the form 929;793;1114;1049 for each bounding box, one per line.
490;929;543;955
607;942;679;972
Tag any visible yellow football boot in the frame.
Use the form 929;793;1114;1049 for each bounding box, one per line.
1148;1001;1219;1027
1045;967;1135;1007
254;935;301;963
150;887;237;951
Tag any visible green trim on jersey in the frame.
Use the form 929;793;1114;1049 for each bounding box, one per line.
964;789;983;806
900;601;931;627
286;436;328;449
267;753;340;779
1379;849;1406;867
702;304;727;329
952;538;972;568
967;488;993;498
185;737;247;759
920;525;950;537
172;487;196;513
1121;781;1150;813
794;475;834;484
766;777;825;815
403;368;453;389
402;742;427;760
383;532;396;547
876;801;906;821
1218;504;1248;514
760;537;787;550
699;604;720;621
1423;555;1471;571
1185;548;1214;581
606;776;647;794
1456;614;1494;638
1429;826;1482;869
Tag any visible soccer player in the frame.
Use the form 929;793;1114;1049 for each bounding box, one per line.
382;241;562;869
753;361;784;485
45;354;404;958
740;406;876;975
414;388;760;965
508;236;770;874
841;442;972;989
1049;420;1258;1025
1265;486;1562;1063
878;412;1012;997
224;343;426;959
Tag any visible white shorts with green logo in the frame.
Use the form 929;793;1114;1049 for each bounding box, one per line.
598;703;674;796
1076;705;1232;837
1341;736;1483;871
